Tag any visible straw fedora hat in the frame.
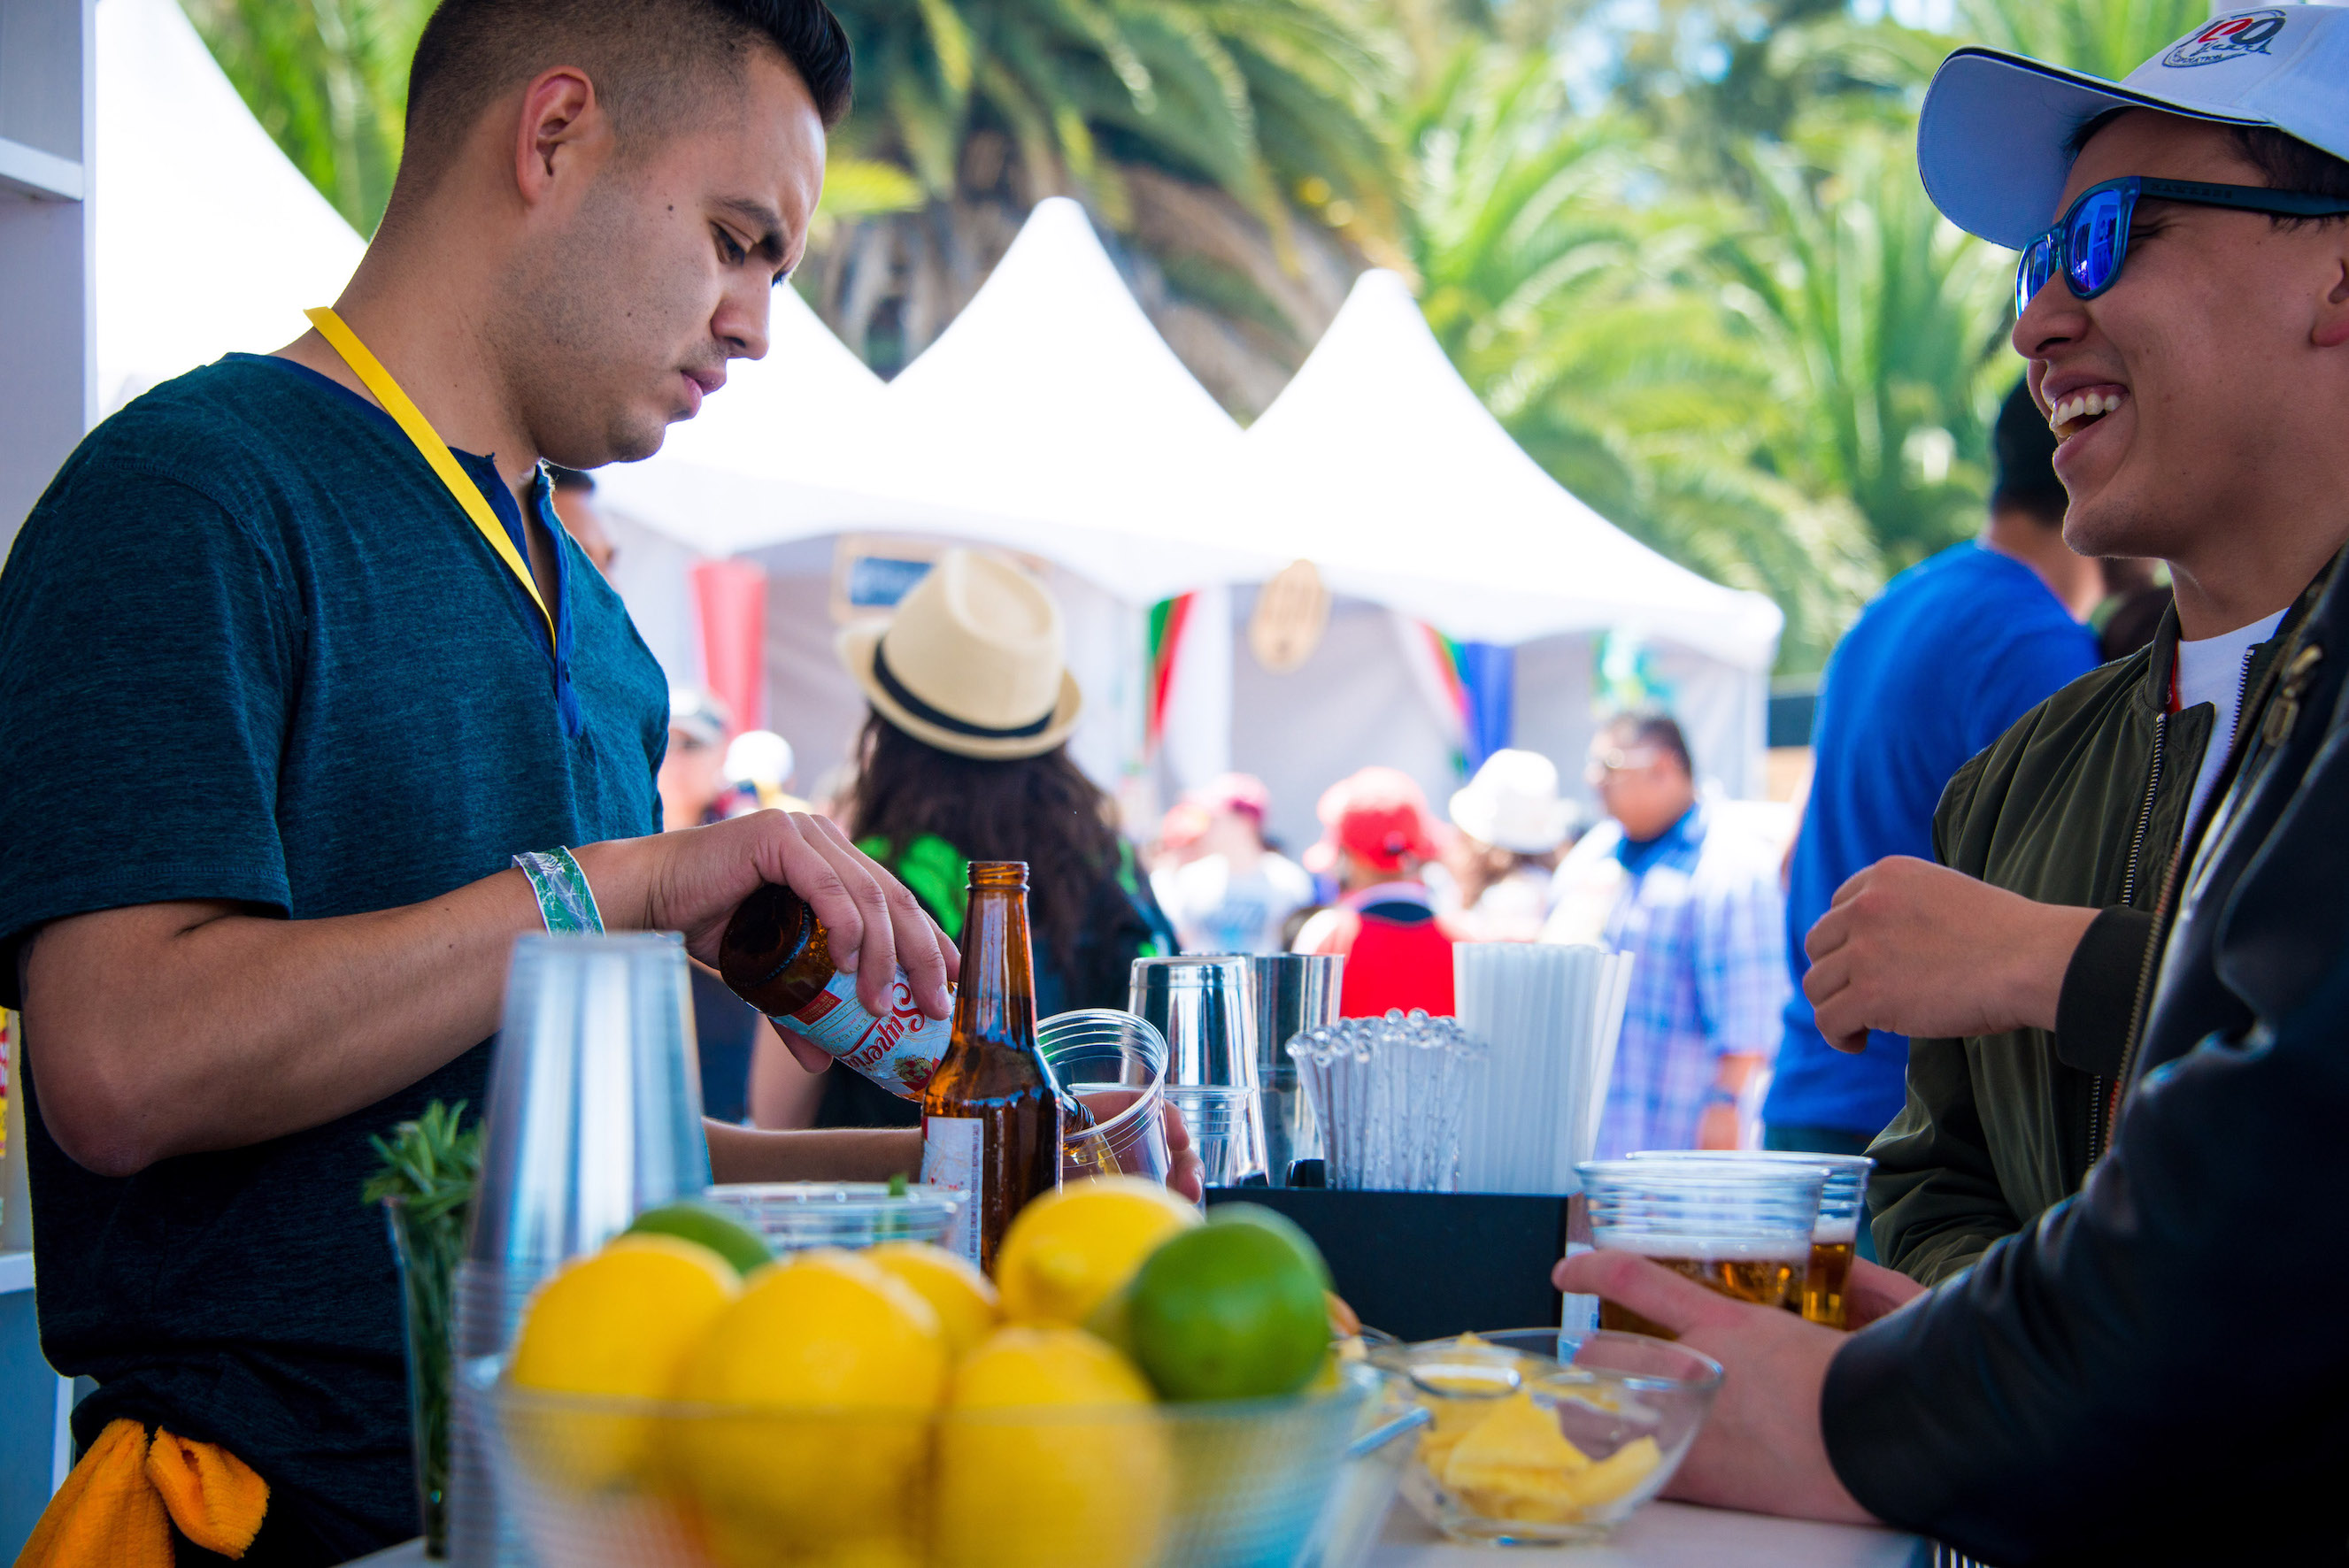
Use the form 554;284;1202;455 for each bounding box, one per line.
839;549;1082;761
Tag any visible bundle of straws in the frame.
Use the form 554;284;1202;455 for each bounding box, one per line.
1287;1010;1486;1191
1452;942;1636;1195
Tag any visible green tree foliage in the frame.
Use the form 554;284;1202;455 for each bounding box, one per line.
184;0;2213;667
181;0;428;235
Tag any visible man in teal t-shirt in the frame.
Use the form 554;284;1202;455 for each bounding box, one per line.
0;4;965;1562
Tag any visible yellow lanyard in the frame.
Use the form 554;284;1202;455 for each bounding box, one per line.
304;306;555;648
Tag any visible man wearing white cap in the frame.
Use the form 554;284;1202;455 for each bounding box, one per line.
1560;9;2349;1559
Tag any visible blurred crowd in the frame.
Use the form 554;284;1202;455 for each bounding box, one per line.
561;359;2174;1187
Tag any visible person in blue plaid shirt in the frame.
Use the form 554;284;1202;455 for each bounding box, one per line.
1565;711;1790;1158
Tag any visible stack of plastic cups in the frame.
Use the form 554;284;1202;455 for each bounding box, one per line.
449;933;711;1567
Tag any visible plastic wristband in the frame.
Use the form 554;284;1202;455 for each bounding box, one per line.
513;848;605;934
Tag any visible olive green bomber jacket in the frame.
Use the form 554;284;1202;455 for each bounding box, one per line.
1867;605;2272;1284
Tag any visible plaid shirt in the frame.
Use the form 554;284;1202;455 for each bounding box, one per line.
1595;804;1790;1159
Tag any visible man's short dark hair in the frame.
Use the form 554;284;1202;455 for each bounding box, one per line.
399;0;851;198
1991;375;2066;527
1606;710;1693;780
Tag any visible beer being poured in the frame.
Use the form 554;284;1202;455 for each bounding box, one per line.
920;861;1065;1267
715;882;952;1098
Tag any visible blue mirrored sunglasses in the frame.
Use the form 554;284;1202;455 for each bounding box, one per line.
2016;175;2349;318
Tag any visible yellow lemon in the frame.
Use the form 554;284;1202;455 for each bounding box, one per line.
993;1176;1200;1327
868;1241;1001;1362
933;1326;1170;1568
672;1249;946;1556
506;1234;739;1487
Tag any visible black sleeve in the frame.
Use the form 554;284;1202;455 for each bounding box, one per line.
2051;907;2155;1077
1821;869;2349;1561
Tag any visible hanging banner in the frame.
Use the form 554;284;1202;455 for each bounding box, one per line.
691;557;768;737
1248;559;1331;673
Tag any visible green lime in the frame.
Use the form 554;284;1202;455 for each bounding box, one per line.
1127;1220;1329;1402
625;1201;773;1278
1205;1203;1332;1288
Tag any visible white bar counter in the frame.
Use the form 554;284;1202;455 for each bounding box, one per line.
346;1502;1923;1566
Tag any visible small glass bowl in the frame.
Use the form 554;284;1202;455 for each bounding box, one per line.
1375;1328;1721;1545
702;1181;959;1253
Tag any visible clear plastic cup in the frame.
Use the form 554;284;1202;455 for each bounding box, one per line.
702;1182;959;1253
1036;1009;1172;1185
1574;1158;1826;1338
1625;1149;1874;1326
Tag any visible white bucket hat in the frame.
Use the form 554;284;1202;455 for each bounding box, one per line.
1448;749;1573;856
838;548;1083;761
1918;4;2349;248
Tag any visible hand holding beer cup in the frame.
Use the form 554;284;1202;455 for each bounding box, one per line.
1626;1150;1875;1327
1574;1160;1827;1336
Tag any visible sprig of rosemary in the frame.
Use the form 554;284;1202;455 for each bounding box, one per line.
366;1101;481;1557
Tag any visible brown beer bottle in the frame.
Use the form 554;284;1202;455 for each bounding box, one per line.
716;882;951;1099
920;861;1063;1269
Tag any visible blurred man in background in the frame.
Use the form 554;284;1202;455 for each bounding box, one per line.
658;685;733;830
1292;766;1455;1016
1564;712;1784;1156
546;464;617;574
1155;773;1314;954
1763;380;2104;1187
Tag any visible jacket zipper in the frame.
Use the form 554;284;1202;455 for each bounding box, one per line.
2091;708;2168;1168
2092;638;2321;1167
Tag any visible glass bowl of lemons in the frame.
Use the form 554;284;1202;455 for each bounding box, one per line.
1377;1328;1723;1544
461;1180;1429;1568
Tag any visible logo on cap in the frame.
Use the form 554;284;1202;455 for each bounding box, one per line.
2162;8;2288;68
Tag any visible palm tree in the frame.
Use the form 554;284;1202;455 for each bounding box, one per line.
1710;111;2017;573
1395;40;1883;668
806;0;1401;404
181;0;427;234
1953;0;2207;79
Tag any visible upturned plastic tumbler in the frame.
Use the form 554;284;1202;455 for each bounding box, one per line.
1129;956;1266;1188
449;933;708;1566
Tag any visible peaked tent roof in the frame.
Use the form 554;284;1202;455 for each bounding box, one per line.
876;197;1261;556
96;0;366;411
604;196;1281;601
1223;270;1783;669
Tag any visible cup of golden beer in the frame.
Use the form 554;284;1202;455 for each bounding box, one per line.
1624;1150;1875;1328
1573;1159;1826;1339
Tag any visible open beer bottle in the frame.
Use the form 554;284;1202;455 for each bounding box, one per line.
716;882;951;1099
920;862;1065;1268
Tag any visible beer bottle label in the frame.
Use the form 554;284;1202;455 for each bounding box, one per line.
920;1116;984;1264
770;970;949;1099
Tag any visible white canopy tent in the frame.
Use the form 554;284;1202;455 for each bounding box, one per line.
95;0;365;411
597;197;1294;796
1225;270;1782;665
1198;271;1784;831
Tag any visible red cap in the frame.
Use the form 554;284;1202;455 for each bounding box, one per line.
1305;766;1436;875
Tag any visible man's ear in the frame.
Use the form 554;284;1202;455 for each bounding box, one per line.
2313;246;2349;350
511;66;605;207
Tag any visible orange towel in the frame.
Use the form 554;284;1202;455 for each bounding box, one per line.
16;1418;268;1568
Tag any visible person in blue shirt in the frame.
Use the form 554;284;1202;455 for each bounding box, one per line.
1762;380;2106;1186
